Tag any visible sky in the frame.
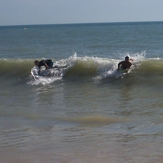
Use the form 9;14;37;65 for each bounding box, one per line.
1;0;163;26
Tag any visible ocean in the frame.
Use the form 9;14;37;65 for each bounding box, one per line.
0;21;163;163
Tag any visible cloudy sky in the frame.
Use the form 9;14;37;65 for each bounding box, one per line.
1;0;163;26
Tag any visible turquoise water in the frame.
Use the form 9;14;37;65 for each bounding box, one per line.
0;22;163;163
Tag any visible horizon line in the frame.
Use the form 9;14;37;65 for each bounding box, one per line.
0;20;163;27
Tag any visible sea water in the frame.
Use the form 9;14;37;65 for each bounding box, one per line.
0;22;163;163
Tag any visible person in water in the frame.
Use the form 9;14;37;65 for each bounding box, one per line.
34;59;58;73
34;59;67;73
118;56;133;72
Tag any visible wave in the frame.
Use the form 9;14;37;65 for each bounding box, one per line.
0;59;33;77
0;53;163;85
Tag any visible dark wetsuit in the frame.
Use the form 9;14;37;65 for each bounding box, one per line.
38;60;53;68
118;61;131;70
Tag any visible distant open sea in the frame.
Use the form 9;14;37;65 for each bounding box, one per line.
0;21;163;163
